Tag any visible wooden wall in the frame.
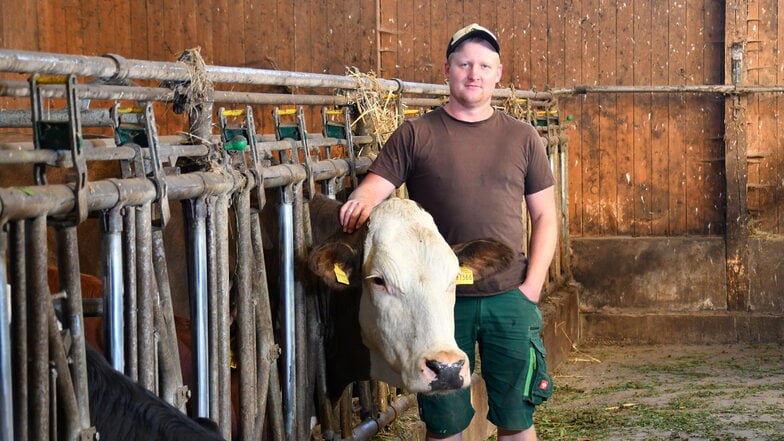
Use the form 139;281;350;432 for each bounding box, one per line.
1;0;782;237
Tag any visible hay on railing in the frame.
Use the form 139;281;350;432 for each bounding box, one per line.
346;69;401;159
499;83;533;123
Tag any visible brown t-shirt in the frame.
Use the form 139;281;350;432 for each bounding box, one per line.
368;107;556;296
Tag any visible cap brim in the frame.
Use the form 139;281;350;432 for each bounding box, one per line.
447;29;500;57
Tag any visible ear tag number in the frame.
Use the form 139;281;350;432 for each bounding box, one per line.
456;266;474;285
333;263;350;285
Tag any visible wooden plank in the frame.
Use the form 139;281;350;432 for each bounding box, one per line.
754;0;778;232
724;0;750;311
429;0;449;80
495;0;513;84
95;0;116;55
274;0;294;71
211;0;230;66
115;0;134;58
667;0;688;234
397;0;414;80
562;0;582;236
685;0;708;234
546;1;565;88
597;0;618;234
616;0;635;235
478;0;496;41
580;0;601;236
194;0;214;63
632;0;653;236
411;0;431;81
649;0;669;235
777;0;784;233
294;0;312;73
512;1;531;87
37;0;58;52
703;0;726;233
378;0;397;77
529;0;547;91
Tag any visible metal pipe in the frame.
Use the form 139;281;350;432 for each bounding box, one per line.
205;194;219;423
184;197;210;418
278;186;296;441
212;194;232;438
0;227;13;441
234;174;259;440
0;108;125;127
0;158;371;221
0;135;367;166
27;215;49;441
346;395;415;441
0;49;553;100
548;84;784;95
135;202;156;392
101;206;125;371
53;227;92;431
151;228;185;410
292;183;310;440
47;299;80;441
250;203;276;439
122;208;138;381
558;133;572;280
8;221;27;441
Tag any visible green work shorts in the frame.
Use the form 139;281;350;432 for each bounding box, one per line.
418;288;553;436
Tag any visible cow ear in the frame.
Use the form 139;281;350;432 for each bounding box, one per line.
452;239;515;281
308;242;363;290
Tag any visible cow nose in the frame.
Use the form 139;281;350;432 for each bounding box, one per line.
425;359;466;390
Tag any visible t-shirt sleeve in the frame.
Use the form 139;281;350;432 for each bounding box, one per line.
523;125;556;195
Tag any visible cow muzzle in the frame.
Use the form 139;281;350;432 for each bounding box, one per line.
421;350;471;392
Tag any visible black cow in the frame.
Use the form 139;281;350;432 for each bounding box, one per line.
86;345;225;441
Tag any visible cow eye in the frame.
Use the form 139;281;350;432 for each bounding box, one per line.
371;277;385;287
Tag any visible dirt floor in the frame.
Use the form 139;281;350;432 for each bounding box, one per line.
373;343;784;441
536;343;784;441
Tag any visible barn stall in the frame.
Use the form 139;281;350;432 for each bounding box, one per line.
0;48;573;441
1;0;784;440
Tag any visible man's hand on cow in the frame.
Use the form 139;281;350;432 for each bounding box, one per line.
340;199;372;233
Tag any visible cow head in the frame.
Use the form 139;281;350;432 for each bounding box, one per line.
308;196;514;394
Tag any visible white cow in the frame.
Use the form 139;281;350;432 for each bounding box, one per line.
308;194;513;394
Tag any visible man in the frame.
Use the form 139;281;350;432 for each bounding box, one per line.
340;23;557;441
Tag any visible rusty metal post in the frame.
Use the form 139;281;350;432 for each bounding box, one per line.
8;221;26;441
250;198;282;440
135;202;156;392
26;216;49;441
53;227;92;433
122;208;138;381
151;228;185;410
205;194;219;423
291;182;311;440
0;225;13;441
212;193;232;438
558;128;572;281
234;172;259;440
46;299;80;441
310;290;334;439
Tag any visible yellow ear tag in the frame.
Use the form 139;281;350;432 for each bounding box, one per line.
456;266;474;285
333;263;350;285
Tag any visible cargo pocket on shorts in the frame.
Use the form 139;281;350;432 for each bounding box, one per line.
523;336;553;405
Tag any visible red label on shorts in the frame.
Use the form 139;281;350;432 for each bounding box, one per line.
538;379;550;390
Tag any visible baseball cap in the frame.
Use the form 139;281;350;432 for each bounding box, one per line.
446;23;500;58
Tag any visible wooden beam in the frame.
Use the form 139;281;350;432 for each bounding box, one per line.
724;1;750;311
